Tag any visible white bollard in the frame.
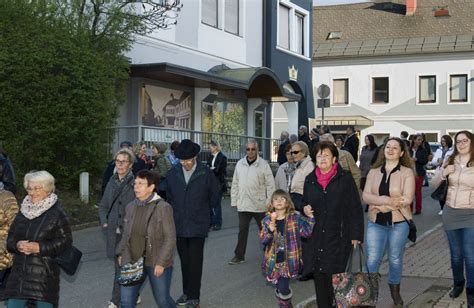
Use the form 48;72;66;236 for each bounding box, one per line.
79;172;89;204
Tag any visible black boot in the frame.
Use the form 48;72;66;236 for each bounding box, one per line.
449;280;465;298
389;283;404;307
466;288;474;308
275;288;293;308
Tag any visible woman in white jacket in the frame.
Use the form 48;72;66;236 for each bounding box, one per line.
431;135;453;215
288;141;315;211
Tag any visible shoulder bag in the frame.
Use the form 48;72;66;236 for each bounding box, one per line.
332;245;380;307
399;210;417;243
118;202;157;286
431;175;448;202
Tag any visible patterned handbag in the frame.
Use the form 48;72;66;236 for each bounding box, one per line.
118;257;145;286
332;246;380;307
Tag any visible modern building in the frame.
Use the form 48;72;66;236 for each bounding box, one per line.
116;0;314;157
312;0;474;146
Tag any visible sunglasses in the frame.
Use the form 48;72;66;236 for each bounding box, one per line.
290;150;301;155
246;148;257;151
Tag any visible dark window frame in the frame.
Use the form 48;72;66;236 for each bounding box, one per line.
333;78;349;105
372;77;389;103
224;0;240;36
201;0;219;29
419;75;437;103
450;74;468;102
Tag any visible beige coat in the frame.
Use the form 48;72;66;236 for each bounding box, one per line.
290;156;314;194
231;156;275;212
431;159;474;209
363;165;415;223
338;149;361;190
0;190;18;270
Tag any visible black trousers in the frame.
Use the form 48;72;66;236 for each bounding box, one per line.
177;237;205;301
234;211;265;259
313;271;336;308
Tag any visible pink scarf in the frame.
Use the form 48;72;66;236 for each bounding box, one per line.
316;163;338;190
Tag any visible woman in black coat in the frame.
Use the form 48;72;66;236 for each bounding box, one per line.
303;142;364;308
5;170;72;308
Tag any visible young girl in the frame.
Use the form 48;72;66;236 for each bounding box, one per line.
259;189;315;307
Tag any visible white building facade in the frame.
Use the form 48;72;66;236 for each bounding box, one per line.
313;0;474;146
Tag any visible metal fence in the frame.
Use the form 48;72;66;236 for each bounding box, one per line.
108;125;281;163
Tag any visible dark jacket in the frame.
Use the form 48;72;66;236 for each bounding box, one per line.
207;152;228;193
0;154;16;195
98;172;135;258
344;134;360;162
5;202;72;306
277;140;290;165
412;147;429;176
302;166;364;275
299;133;311;148
165;162;219;238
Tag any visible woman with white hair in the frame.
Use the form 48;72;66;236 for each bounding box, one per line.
4;171;72;308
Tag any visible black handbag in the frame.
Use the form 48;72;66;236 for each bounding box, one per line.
431;176;448;202
399;210;417;243
54;245;83;275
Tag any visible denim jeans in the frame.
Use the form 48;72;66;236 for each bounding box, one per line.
7;299;53;308
120;266;175;308
365;221;409;284
446;228;474;289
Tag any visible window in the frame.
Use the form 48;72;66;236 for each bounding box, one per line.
295;13;304;55
225;0;239;35
372;77;389;103
333;79;349;105
278;5;290;49
202;0;218;27
419;75;436;103
450;74;468;102
201;100;245;135
277;2;308;56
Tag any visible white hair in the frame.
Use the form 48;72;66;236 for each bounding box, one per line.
24;170;55;194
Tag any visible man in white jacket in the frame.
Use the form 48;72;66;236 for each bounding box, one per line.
228;139;275;265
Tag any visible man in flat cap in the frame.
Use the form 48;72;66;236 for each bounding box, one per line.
165;139;219;307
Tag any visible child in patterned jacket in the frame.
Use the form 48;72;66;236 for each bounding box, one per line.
259;189;315;307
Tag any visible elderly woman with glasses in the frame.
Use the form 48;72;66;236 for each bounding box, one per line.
4;171;72;308
303;142;364;307
99;148;137;308
288;141;314;211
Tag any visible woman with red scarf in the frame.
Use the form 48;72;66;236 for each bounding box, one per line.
302;142;364;308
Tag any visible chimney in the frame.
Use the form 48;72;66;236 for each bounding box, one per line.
406;0;417;16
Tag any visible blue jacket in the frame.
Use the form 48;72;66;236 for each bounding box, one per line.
165;161;219;238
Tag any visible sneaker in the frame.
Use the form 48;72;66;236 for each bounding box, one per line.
136;294;142;304
107;302;118;308
176;294;188;306
186;299;200;307
438;210;443;216
228;256;245;265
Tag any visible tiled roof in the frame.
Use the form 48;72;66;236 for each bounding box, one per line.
313;0;474;59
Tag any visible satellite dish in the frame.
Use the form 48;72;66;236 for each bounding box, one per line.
317;84;330;99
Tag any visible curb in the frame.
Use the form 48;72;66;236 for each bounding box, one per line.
71;220;99;231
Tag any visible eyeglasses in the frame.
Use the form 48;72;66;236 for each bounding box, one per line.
26;186;43;192
246;148;257;152
290;150;301;155
456;139;470;145
180;158;195;164
115;159;130;165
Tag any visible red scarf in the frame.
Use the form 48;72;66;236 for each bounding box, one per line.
316;163;338;190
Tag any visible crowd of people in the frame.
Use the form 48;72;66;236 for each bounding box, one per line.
0;127;472;308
